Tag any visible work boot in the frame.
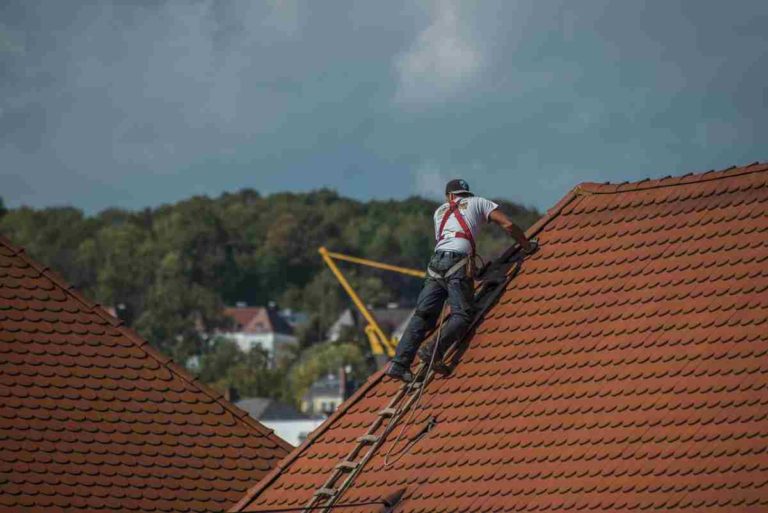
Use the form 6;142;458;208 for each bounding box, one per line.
385;361;414;383
431;359;451;376
417;344;435;364
418;345;451;376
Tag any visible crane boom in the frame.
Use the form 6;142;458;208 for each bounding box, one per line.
323;250;427;278
318;246;425;359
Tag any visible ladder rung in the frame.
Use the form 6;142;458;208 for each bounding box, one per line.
403;380;423;391
314;487;337;498
335;460;358;472
378;407;397;417
357;434;378;444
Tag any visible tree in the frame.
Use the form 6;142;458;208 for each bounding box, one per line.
0;206;100;288
287;342;368;405
77;221;157;323
197;337;243;383
197;337;288;401
133;251;227;362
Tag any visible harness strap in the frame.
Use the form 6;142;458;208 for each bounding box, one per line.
437;200;476;255
427;256;468;281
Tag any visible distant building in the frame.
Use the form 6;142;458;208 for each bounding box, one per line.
327;304;413;343
300;367;355;416
220;304;298;365
235;397;324;446
236;397;307;420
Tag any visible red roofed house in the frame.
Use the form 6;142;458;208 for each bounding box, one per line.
232;162;768;512
221;305;298;366
0;236;292;513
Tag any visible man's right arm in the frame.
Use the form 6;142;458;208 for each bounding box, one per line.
489;208;534;253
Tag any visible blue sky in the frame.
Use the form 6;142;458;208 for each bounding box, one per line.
1;1;766;213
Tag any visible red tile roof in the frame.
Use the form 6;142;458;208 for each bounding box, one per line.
232;162;768;513
223;307;293;335
0;236;292;513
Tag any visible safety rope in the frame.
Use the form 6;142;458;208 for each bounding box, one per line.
383;301;448;466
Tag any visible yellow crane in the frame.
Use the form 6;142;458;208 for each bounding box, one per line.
318;246;425;360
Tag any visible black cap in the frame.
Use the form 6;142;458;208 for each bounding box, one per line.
445;178;472;196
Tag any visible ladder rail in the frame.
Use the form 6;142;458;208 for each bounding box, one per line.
306;372;435;513
328;383;429;511
301;379;415;511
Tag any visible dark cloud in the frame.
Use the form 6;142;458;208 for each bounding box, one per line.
1;0;766;212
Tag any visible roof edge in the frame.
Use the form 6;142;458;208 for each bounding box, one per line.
230;175;589;512
0;235;293;457
577;161;767;195
230;362;388;511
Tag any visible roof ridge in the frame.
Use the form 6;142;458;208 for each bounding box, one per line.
0;234;293;455
229;185;588;512
577;161;767;195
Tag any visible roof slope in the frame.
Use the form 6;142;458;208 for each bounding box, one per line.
233;162;768;512
0;236;292;513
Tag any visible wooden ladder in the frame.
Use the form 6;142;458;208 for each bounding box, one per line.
302;365;435;512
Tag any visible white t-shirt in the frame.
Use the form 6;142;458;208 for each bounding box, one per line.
433;196;499;254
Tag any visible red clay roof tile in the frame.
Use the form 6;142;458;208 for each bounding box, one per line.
0;235;292;513
232;162;768;513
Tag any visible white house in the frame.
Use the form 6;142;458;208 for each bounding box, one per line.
220;305;298;366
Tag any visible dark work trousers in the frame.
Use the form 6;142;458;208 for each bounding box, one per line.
392;250;474;368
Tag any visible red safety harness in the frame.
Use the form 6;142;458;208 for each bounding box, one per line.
437;199;476;255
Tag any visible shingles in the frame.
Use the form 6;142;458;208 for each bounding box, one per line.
233;163;768;513
0;236;291;513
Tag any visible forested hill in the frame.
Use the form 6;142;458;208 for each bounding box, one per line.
0;191;539;363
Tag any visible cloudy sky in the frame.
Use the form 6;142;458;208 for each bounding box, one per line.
1;1;766;213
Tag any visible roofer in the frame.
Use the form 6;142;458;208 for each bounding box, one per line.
385;178;535;382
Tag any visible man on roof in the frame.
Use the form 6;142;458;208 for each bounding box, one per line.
385;178;535;382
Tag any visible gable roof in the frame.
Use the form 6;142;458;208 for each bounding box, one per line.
232;162;768;512
0;236;292;513
223;306;294;336
236;398;308;421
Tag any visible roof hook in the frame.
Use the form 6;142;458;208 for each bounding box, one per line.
379;487;407;512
